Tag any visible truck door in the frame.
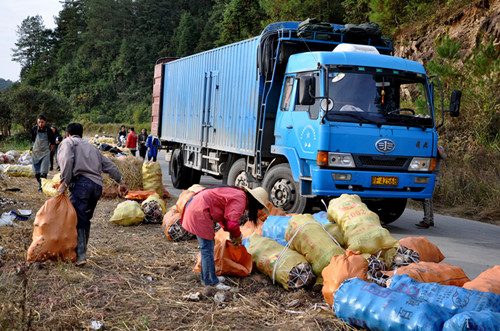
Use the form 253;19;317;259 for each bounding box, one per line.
201;71;219;147
275;75;295;146
276;73;320;160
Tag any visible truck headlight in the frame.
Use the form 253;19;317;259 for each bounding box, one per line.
409;157;431;171
329;152;355;168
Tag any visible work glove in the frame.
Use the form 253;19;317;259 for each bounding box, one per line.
230;235;243;246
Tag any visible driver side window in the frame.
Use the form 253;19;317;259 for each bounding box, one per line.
280;76;294;111
294;72;320;120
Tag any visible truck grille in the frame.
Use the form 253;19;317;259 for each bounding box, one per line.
356;155;410;170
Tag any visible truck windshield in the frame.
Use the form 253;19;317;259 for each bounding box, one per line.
324;69;433;128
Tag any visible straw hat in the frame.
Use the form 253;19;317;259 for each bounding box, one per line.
241;186;269;214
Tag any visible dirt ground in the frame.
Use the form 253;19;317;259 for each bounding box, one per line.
0;174;356;330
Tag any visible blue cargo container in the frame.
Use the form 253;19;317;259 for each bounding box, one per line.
151;21;460;222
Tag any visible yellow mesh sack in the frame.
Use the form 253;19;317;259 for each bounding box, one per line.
247;233;316;291
110;200;145;226
2;164;34;177
327;194;398;254
142;162;163;196
284;214;345;281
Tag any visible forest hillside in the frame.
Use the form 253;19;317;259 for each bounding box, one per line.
0;0;498;220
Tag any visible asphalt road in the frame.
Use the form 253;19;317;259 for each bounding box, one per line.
157;150;500;280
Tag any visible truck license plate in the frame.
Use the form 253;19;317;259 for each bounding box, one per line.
371;176;398;186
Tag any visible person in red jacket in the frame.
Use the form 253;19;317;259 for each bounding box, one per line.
126;127;137;156
182;185;269;290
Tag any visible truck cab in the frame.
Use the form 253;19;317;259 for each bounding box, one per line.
271;45;440;221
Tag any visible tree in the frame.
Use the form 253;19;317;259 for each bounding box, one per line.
8;85;71;132
11;15;52;79
170;12;201;57
342;0;371;24
0;90;12;137
219;0;265;44
260;0;345;26
0;78;14;91
196;0;230;52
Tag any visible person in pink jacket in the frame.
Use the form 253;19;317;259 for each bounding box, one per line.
182;185;269;290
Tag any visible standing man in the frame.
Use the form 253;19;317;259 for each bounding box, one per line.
57;123;129;265
138;128;148;160
49;126;63;171
31;115;55;192
126;127;137;156
415;145;446;229
146;134;160;161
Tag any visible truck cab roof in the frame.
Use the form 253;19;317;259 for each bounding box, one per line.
285;50;427;75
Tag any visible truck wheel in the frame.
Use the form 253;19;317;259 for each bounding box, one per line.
170;149;191;189
364;198;407;225
227;159;248;187
262;164;307;214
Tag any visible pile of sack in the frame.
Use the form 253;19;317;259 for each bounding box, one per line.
0;150;34;177
110;191;166;226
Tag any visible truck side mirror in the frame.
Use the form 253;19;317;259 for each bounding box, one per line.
449;90;461;117
298;76;316;105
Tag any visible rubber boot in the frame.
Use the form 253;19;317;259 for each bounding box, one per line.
76;228;88;266
35;173;42;192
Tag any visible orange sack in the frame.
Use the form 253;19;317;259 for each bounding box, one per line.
214;218;265;244
175;184;205;214
193;240;253;277
27;194;78;263
399;237;445;263
161;210;193;242
322;249;368;307
124;190;158;201
463;266;500;295
384;261;470;286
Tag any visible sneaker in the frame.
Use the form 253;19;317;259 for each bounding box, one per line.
217;276;226;283
415;221;430;229
214;283;230;291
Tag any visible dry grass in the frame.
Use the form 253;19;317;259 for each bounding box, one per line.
0;175;354;330
105;154;143;190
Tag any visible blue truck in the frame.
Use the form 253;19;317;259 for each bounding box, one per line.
151;21;460;223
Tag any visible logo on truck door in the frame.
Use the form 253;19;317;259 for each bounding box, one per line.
375;139;395;153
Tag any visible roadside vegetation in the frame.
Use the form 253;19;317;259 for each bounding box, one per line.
0;0;498;220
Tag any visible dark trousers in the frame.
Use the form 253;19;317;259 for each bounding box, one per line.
50;145;58;170
139;146;147;159
148;155;157;162
69;176;103;230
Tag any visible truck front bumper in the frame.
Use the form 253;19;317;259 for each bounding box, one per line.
311;168;435;199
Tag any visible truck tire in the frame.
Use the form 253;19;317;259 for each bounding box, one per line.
170;149;194;189
227;158;248;187
262;164;307;214
364;198;407;225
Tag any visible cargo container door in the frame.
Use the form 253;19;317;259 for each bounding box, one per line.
201;71;219;148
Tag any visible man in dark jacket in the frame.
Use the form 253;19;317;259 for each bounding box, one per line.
49;126;63;171
31;115;55;192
